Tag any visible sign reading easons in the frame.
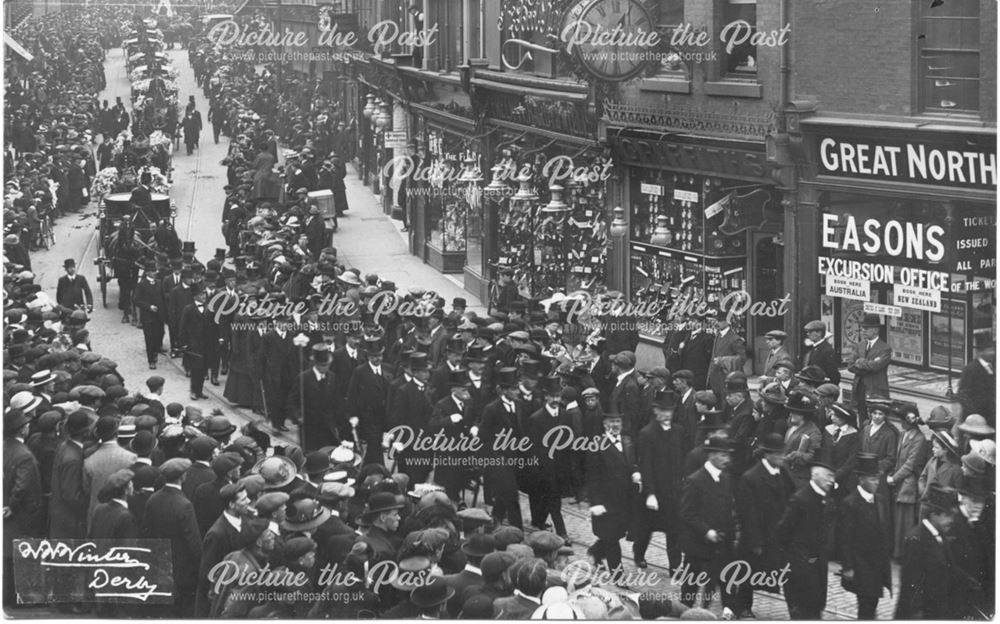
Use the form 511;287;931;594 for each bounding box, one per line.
819;136;996;189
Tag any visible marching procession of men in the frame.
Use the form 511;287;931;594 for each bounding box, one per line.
2;3;997;621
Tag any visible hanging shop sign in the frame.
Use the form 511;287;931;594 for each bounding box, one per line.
893;284;941;312
825;275;870;301
814;129;996;190
864;301;903;318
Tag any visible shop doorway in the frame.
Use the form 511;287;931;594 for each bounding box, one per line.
749;230;785;374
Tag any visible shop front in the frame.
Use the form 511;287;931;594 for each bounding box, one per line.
801;121;996;396
609;129;786;374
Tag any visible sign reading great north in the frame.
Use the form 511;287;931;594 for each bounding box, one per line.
814;128;997;190
13;539;174;604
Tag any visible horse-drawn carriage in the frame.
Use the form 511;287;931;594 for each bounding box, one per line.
91;166;177;307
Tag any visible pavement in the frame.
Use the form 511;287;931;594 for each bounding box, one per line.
21;46;901;620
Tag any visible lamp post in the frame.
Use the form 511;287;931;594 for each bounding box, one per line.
650;214;673;247
540;182;572;293
509;170;538;295
292;333;310;450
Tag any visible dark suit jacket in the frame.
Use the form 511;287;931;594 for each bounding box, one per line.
680;331;713;390
726;398;756;473
193;476;228;536
478;399;522;496
49;440;87;538
859;422;899;474
586;434;638;539
707;328;748;397
637;422;686;529
801;339;841;385
427;326;449;368
290;368;343;449
142;485;203;591
357;524;400;565
182;461;216;501
736;460;793;578
330;347;362;400
493;593;542;619
89;501;138;539
133;278;166;326
314;513;355;570
777;484;832;560
895;522;956;619
609;372;642;436
847;338;892;400
196;513;244;616
677;389;700;450
680;464;736;560
3;438;42;538
441;568;484;617
56;273;93;309
958;359;995;426
837;488;891;597
167;284;194;330
345;363;392;438
829;428;860;492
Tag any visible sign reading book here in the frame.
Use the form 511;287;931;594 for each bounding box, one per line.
13;539;174;604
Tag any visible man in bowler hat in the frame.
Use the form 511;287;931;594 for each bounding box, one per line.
56;258;93;312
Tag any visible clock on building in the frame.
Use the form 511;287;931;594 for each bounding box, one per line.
561;0;657;82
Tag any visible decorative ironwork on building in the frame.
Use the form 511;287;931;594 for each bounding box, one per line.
484;91;597;140
603;100;775;142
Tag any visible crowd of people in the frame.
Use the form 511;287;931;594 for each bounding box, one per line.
2;8;996;622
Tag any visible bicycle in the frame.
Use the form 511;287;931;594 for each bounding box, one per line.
34;215;55;250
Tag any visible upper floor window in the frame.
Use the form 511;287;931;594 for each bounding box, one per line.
919;0;980;113
720;0;757;75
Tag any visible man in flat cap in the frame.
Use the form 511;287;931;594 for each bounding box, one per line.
142;457;202;617
89;469;138;539
763;330;791;377
800;320;841;385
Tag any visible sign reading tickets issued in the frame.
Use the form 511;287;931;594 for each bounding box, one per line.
13;539;174;604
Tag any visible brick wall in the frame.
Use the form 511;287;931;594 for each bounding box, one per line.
790;0;913;116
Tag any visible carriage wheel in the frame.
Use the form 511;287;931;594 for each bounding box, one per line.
98;259;109;308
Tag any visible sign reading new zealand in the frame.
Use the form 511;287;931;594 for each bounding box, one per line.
13;539;174;604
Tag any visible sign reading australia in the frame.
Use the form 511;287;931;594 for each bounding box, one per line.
816;131;996;190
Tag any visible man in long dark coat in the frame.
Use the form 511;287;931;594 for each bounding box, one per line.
386;356;435;486
429;367;475;502
261;322;296;431
195;483;251;617
345;339;393;465
477;367;523;528
733;433;793;618
778;460;837;619
586;411;639;579
895;485;961;619
525;376;573;539
133;262;166;369
634;390;686;571
289;344;342;450
179;289;212;400
837;453;892;619
182;105;203;155
800;320;841;385
679;434;738;614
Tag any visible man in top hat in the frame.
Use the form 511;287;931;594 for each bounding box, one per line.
800;320;841;385
679;433;738;613
84;416;137;532
478;367;524;528
586;410;639;583
782;391;824;491
734;433;793;619
957;332;996;429
777;458;837;619
179;288;214;400
763;330;792;377
429;364;475;503
430;337;468;403
160;260;185;356
634;390;687;571
168;267;196;364
346;338;394;465
386;354;435;486
290;344;343;450
837;453;892;620
254;306;292;423
846;314;892;423
895;485;961;619
56;258;93;312
142;457;202;617
356;491;404;564
134;261;166;369
524;376;572;538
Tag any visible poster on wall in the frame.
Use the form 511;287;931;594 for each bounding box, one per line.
888;296;925;365
930;300;967;370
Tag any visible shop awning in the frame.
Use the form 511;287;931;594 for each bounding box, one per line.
470;77;589;102
4;33;34;62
